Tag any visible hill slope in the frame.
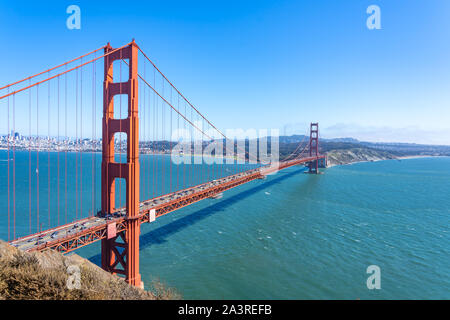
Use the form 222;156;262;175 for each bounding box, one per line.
326;148;397;167
0;241;179;300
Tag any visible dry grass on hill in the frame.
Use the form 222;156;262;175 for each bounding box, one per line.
326;148;397;166
0;240;180;300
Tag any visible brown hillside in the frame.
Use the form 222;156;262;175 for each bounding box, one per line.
0;240;180;300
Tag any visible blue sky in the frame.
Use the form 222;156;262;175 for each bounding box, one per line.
0;0;449;144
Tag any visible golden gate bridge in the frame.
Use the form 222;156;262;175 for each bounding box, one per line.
0;40;326;288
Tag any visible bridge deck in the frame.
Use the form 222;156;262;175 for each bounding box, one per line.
9;156;325;254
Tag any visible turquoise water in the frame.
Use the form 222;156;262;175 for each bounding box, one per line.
1;151;449;299
0;150;254;239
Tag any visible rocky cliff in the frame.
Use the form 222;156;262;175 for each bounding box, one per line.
326;148;397;167
0;240;179;300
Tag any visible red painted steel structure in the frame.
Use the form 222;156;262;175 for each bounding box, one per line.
308;122;319;173
101;41;141;287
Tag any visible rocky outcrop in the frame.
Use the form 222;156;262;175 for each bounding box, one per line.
326;148;397;167
0;240;179;300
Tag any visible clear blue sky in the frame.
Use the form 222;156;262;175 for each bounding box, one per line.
0;0;449;144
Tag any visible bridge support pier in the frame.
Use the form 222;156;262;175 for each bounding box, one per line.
101;41;141;287
307;160;318;174
318;157;327;168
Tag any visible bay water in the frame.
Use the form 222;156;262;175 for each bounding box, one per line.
1;150;449;299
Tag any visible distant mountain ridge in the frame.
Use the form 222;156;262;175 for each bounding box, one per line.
277;135;359;144
274;134;450;163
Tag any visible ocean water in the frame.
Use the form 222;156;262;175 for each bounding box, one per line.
1;151;449;299
0;150;254;239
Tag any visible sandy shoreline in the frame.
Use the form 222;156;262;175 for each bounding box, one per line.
327;155;448;168
396;155;448;160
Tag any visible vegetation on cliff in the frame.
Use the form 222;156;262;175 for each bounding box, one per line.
0;241;180;300
326;148;397;166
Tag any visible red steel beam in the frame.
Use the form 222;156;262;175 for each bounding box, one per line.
100;41;141;287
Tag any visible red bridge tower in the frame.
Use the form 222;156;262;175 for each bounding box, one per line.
308;122;319;174
101;41;142;288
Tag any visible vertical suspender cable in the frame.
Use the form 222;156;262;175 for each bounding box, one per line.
153;67;156;199
36;84;40;232
149;66;151;198
48;71;51;227
142;61;146;200
187;101;191;188
177;95;181;191
7;89;10;240
155;70;158;197
75;68;78;220
161;78;166;195
190;104;193;187
94;56;98;214
201;116;203;184
185;100;188;189
29;80;32;234
201;115;204;184
94;58;97;215
65;66;68;224
148;68;151;199
80;58;83;218
148;62;151;199
170;87;172;194
13;94;16;239
92;56;95;216
57;75;60;225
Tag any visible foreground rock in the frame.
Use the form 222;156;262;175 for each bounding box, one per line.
0;240;180;300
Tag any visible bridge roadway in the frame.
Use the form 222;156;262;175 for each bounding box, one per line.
9;156;325;254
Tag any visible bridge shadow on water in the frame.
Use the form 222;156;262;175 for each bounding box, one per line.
89;167;307;264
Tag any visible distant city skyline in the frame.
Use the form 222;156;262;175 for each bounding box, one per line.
3;126;450;147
